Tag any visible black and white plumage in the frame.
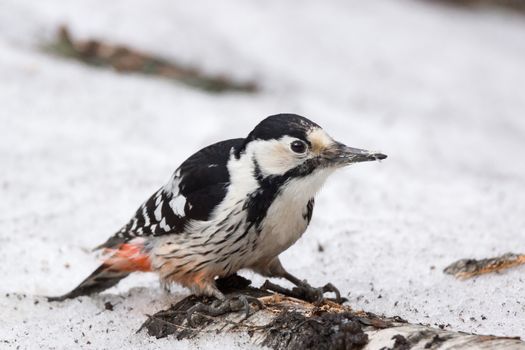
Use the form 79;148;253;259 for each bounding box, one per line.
51;114;386;302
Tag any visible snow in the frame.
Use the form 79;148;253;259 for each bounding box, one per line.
1;0;525;348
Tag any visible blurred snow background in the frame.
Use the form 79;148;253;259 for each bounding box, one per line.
1;0;525;348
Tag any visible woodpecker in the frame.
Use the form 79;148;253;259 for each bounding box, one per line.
50;114;386;318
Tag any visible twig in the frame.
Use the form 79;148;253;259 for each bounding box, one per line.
444;252;525;279
44;26;258;93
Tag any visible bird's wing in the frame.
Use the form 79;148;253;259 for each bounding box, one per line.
96;138;244;249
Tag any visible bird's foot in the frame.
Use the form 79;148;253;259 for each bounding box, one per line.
262;280;345;305
186;294;263;327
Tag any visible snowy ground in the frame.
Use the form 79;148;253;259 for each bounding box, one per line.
1;0;525;349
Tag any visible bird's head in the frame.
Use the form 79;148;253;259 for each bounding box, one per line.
238;114;386;179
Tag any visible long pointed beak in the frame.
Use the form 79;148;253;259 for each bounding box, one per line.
327;142;387;166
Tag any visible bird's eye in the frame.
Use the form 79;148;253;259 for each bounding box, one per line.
290;140;307;154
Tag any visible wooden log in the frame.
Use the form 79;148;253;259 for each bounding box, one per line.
139;275;525;349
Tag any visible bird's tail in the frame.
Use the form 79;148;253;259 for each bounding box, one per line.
48;241;151;301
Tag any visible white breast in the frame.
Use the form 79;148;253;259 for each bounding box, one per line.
254;168;334;260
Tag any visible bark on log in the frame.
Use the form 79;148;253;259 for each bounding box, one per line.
139;275;524;349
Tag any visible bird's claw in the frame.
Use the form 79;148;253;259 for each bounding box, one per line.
186;294;263;327
291;280;343;304
262;280;344;304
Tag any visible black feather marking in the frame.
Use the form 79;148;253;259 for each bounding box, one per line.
212;220;241;251
173;252;197;259
224;261;233;275
232;223;254;244
187;242;205;249
174;262;188;270
232;220;243;232
238;246;248;256
212;244;228;255
162;261;191;280
134;205;146;229
304;198;315;224
159;194;174;225
155;261;170;270
199;248;216;256
153;224;166;235
251;239;258;252
203;225;226;245
96;139;243;249
154;248;178;257
145;195;157;223
164;267;183;281
210;227;240;248
230;242;244;255
185;259;214;274
215;255;230;263
217;215;230;227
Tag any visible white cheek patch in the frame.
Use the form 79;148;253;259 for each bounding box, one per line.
247;137;305;176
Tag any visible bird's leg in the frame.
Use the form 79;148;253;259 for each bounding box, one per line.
258;258;343;304
186;289;263;327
